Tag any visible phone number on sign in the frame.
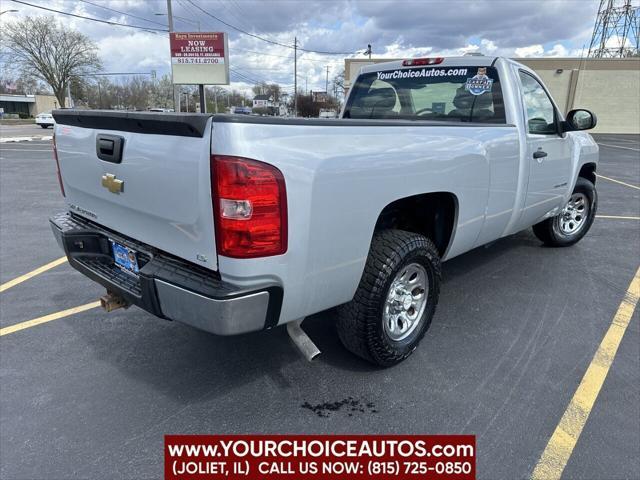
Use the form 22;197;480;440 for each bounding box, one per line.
369;461;473;476
171;58;225;64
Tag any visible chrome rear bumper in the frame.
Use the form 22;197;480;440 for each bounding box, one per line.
50;212;282;335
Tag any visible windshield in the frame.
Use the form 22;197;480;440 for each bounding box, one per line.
344;65;505;123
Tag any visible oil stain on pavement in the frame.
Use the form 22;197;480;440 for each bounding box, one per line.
301;397;378;418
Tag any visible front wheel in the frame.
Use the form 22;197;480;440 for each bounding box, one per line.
532;177;597;247
336;229;441;367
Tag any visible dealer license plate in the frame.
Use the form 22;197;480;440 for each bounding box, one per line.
111;240;139;275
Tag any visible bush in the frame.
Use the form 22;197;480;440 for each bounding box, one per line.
18;112;31;119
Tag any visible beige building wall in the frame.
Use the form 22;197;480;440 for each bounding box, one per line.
33;95;64;115
574;69;640;134
344;57;640;134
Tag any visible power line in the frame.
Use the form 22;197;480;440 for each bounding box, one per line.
10;0;169;32
229;68;262;84
231;48;294;59
185;0;354;55
230;47;345;65
185;0;294;48
174;1;348;62
77;0;167;27
217;0;255;36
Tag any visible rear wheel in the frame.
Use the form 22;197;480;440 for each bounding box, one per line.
532;177;597;247
336;229;441;367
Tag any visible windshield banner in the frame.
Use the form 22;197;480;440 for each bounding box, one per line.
377;68;469;81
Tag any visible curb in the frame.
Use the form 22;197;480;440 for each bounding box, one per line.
0;136;53;143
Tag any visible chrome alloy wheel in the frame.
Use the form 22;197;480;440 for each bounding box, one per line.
558;192;589;235
383;263;429;342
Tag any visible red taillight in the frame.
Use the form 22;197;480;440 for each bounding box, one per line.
402;57;444;66
211;155;287;258
52;133;65;197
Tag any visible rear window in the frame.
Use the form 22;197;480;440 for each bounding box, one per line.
344;65;505;123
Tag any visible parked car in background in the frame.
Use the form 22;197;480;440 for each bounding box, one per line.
319;109;338;118
35;111;55;128
232;106;252;115
49;56;599;367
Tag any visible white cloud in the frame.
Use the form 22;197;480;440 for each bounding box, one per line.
515;44;545;57
480;39;498;54
0;0;603;93
547;44;569;57
96;32;170;72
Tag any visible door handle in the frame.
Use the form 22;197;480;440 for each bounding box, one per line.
533;149;548;160
96;134;124;163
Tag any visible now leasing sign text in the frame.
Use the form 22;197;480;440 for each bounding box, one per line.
170;32;229;85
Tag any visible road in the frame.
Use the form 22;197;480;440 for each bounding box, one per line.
0;123;53;138
0;135;638;479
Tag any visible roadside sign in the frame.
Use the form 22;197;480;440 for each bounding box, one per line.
170;32;229;85
312;91;328;103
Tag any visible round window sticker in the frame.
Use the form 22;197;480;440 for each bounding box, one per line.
465;67;494;95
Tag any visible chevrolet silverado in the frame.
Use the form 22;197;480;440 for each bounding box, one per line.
50;56;598;366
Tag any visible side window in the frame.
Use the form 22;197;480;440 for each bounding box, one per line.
518;71;556;135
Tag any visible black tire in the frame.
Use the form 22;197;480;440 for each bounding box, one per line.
336;229;441;367
532;177;597;247
40;125;49;129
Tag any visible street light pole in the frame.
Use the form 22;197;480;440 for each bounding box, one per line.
166;0;180;112
325;65;329;94
294;36;297;117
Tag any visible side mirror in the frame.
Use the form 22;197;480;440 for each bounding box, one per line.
563;109;597;132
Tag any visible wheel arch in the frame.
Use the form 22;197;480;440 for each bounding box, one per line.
578;162;597;185
373;192;458;258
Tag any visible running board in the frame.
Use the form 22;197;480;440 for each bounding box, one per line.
286;320;320;361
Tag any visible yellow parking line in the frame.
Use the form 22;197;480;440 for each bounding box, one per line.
0;301;100;337
596;174;640;191
596;215;640;220
0;256;67;293
531;266;640;480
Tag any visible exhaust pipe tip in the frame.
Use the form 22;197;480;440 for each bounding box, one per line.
286;320;321;362
100;291;129;312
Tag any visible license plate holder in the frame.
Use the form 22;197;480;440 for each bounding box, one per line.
110;240;139;275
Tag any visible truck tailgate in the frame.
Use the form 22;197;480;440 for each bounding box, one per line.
53;111;217;271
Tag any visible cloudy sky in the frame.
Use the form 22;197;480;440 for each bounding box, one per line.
1;0;603;95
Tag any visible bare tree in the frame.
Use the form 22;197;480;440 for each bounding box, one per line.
332;70;345;95
252;82;282;102
2;16;101;107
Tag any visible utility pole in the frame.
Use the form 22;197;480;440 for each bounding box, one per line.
293;36;298;117
167;0;180;112
67;83;73;108
365;44;372;59
325;65;329;94
199;85;206;113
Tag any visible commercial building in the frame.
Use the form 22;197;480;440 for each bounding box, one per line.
0;94;63;117
343;57;640;134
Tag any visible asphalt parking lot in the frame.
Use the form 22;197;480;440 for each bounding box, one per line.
0;122;54;139
1;134;638;480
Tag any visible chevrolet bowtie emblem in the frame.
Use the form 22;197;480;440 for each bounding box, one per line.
101;173;124;193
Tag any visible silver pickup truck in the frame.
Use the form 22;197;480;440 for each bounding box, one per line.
50;56;598;366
